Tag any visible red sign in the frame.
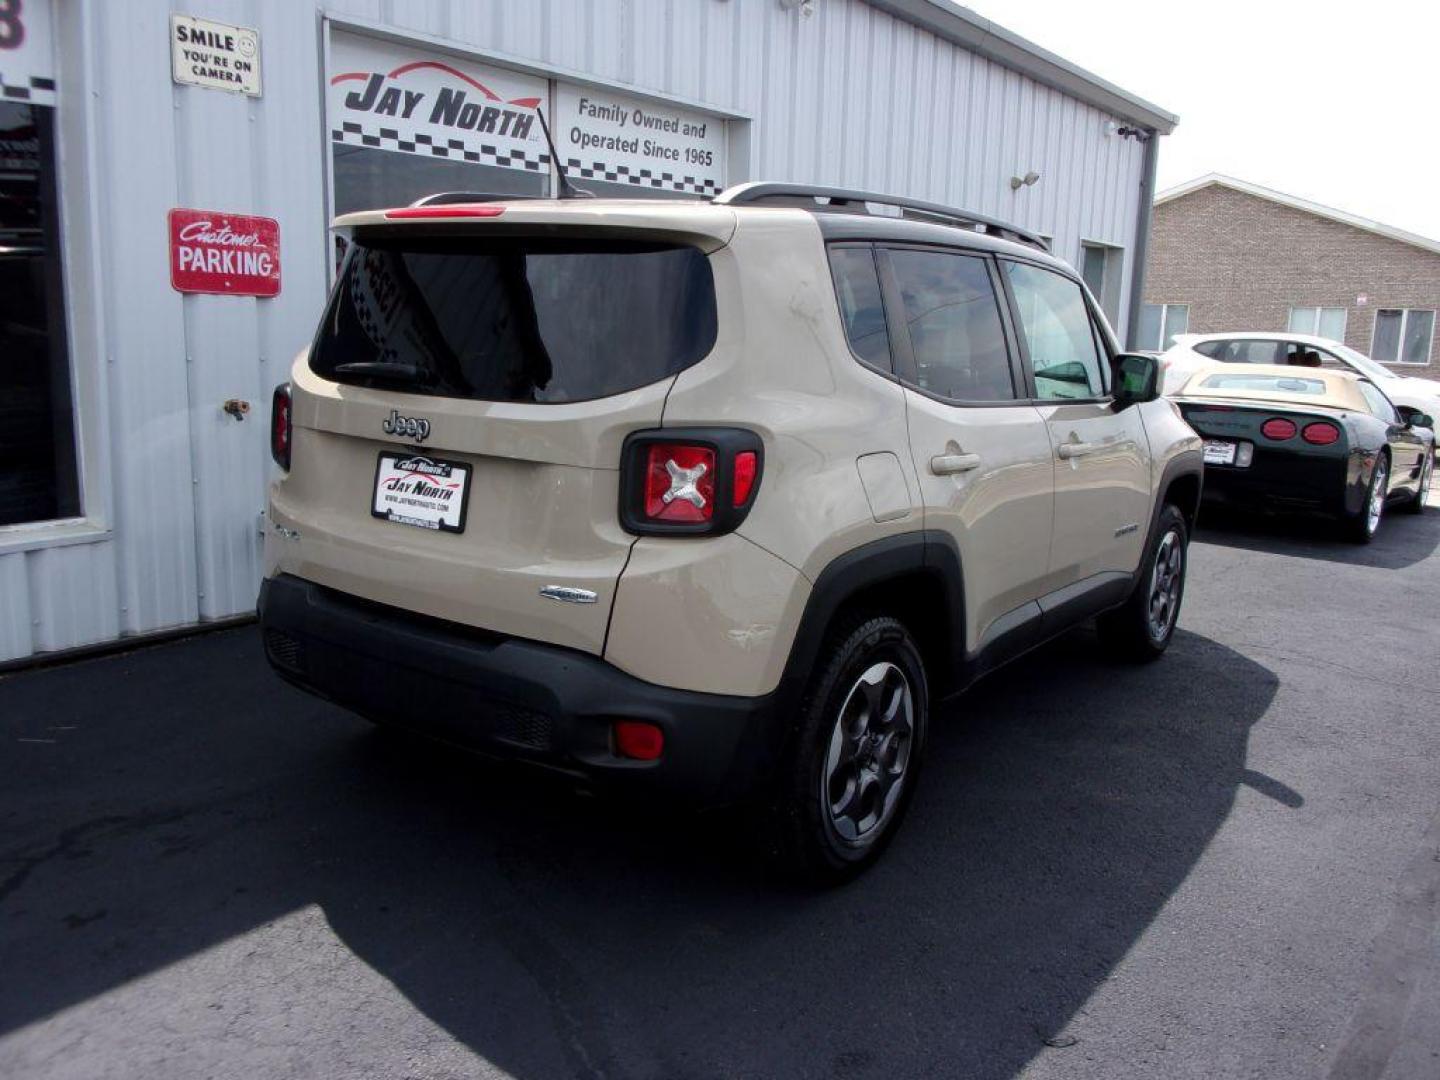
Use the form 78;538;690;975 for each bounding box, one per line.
169;208;281;297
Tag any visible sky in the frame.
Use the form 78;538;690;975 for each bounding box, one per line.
967;0;1440;241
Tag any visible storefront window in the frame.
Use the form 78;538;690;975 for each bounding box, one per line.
0;93;78;526
326;33;551;219
324;31;730;220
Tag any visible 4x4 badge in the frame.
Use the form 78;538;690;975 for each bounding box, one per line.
382;409;431;442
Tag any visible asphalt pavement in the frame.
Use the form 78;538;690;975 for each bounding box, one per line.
2;504;1439;1080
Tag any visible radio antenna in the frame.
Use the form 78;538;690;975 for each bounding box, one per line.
535;107;592;199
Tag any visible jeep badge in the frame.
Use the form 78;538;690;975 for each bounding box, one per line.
382;409;431;442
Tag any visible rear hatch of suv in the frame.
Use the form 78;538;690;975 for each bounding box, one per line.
268;202;733;654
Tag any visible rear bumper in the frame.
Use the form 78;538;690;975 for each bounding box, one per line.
1200;454;1350;515
258;574;781;805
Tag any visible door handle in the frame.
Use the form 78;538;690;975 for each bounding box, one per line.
930;452;982;475
1057;441;1101;460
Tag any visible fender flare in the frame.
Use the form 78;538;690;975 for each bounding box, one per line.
773;530;965;717
1146;449;1204;552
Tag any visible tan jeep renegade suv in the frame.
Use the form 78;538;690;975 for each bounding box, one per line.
260;183;1203;882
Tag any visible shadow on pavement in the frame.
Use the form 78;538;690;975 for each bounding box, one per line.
0;622;1278;1078
1195;503;1440;570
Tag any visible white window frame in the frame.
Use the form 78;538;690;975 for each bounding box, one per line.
1370;308;1437;366
0;0;115;555
1138;302;1189;351
1288;305;1348;342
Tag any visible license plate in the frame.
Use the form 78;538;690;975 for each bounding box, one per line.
1203;440;1237;466
372;452;471;532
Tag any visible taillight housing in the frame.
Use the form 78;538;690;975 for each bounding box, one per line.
1301;421;1341;445
271;382;292;469
1260;417;1297;441
620;428;764;536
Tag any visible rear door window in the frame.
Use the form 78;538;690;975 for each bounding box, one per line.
311;237;717;403
885;248;1015;401
827;245;892;371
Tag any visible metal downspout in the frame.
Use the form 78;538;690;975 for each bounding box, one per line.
1125;129;1161;349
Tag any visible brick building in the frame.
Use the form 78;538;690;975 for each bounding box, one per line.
1139;174;1439;373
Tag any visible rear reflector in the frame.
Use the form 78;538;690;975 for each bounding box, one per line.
384;205;507;219
1302;422;1341;445
1261;418;1297;440
613;721;664;761
643;443;716;523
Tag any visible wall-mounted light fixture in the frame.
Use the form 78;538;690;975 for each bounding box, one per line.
1009;171;1040;191
778;0;816;16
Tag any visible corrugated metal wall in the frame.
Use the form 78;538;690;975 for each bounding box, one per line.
0;0;1146;662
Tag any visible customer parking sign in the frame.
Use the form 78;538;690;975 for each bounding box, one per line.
168;208;281;297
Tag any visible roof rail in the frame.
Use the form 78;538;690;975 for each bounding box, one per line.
409;191;540;207
713;182;1049;251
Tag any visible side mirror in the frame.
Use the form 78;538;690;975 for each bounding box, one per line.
1112;352;1160;408
1397;405;1434;429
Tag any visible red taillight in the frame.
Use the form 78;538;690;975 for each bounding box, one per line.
383;205;506;219
270;382;292;469
621;430;762;535
733;450;758;506
643;444;716;523
1261;418;1297;440
1302;422;1341;445
614;720;664;761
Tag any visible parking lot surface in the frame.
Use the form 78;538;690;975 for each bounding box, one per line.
3;508;1439;1080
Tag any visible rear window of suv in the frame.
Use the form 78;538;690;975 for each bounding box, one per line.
311;236;718;403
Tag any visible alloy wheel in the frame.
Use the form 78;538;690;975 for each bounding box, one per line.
822;661;914;843
1147;529;1184;642
1367;459;1388;535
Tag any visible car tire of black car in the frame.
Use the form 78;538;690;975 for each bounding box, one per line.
1346;454;1389;543
766;614;928;886
1401;454;1431;515
1097;503;1188;663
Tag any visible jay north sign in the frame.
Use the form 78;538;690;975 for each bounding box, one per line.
340;68;537;141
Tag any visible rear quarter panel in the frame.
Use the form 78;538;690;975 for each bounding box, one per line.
607;211;921;696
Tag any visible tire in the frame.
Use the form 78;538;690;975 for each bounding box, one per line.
1401;452;1432;514
1097;503;1188;662
1346;453;1389;543
767;614;929;886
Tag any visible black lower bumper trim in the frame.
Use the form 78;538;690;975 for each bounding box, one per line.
258;575;781;805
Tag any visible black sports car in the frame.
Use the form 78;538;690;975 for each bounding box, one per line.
1173;365;1434;543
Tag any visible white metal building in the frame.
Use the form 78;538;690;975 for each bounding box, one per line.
0;0;1176;664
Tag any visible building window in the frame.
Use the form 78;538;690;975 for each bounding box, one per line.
1371;309;1436;366
327;32;551;218
1079;241;1123;325
1288;306;1347;343
1137;303;1189;351
0;1;79;528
